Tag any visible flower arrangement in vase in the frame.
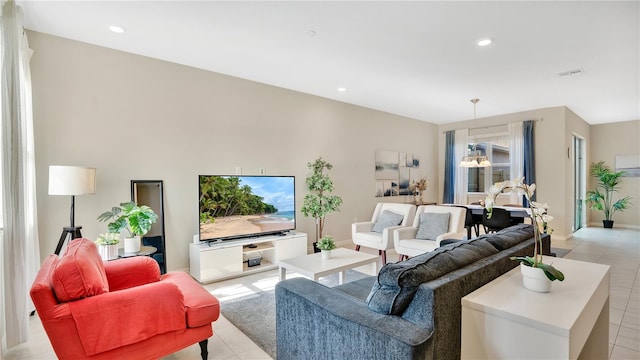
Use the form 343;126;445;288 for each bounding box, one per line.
410;178;429;205
485;177;564;292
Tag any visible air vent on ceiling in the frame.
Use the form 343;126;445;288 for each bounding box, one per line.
557;68;585;77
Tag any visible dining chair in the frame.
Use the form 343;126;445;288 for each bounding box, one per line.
503;203;526;226
482;208;512;233
450;205;478;239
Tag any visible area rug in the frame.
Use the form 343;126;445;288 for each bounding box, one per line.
551;247;571;258
221;287;277;358
220;270;370;359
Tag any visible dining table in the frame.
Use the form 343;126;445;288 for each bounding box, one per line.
441;204;532;239
464;204;531;218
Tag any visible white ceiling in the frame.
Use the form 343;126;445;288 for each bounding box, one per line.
17;1;640;125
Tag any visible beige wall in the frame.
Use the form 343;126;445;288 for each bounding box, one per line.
438;107;577;239
438;109;640;237
28;30;638;271
29;31;439;270
589;120;640;228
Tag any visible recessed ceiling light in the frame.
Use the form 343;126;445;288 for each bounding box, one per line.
477;38;493;47
337;87;347;92
108;25;125;34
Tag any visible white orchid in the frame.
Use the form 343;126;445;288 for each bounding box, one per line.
484;177;564;282
530;201;547;209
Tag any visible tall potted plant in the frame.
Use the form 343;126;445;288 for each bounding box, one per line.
587;161;632;228
98;201;158;253
301;158;343;253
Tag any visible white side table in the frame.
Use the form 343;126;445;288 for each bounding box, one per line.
461;256;610;360
118;245;157;258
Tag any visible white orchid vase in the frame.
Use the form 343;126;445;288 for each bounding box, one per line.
485;177;565;282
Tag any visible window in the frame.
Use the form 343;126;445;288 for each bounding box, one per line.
467;135;510;193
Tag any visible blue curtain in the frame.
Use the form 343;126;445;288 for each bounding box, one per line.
523;120;536;205
443;130;455;203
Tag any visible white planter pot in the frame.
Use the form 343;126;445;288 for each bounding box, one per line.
521;263;552;293
98;244;119;261
124;236;141;253
321;250;332;260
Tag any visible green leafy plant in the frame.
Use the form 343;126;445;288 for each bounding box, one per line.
586;161;632;222
508;256;565;281
301;158;343;246
316;235;337;251
485;178;564;282
95;232;120;245
97;201;158;237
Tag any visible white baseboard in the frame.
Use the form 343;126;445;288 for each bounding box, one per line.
337;239;354;248
587;222;640;230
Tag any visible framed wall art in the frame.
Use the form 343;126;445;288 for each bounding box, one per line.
375;149;421;197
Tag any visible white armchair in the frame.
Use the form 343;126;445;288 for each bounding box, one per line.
394;205;466;261
352;203;416;265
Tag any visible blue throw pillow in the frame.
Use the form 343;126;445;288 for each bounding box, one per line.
415;212;450;240
371;210;404;233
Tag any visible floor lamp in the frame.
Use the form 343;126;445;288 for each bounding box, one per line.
49;165;96;255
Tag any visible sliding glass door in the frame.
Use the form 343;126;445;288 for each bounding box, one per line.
573;135;585;231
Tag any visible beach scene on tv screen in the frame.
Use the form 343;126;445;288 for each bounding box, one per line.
199;176;295;240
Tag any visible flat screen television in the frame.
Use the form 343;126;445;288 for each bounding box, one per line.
199;175;296;242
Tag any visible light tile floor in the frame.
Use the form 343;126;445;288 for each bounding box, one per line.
4;227;639;360
560;227;640;360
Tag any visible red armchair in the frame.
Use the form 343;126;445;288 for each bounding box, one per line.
30;238;220;360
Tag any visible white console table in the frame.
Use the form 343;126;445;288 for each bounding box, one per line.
189;232;307;283
461;256;610;360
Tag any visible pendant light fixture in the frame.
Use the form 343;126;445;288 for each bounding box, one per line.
459;99;492;168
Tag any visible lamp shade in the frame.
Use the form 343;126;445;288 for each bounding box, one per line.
48;166;96;196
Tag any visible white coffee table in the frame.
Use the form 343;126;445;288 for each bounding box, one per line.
279;247;379;284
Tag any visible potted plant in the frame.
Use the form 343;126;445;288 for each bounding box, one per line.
301;158;343;253
316;235;337;259
97;201;158;253
586;161;632;228
95;232;120;261
485;178;564;292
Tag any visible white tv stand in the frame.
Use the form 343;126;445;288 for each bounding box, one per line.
189;231;307;283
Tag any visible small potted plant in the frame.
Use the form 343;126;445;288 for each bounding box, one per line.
316;235;337;260
95;233;120;261
587;161;632;228
98;201;158;253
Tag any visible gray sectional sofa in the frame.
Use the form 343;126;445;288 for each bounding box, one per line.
275;224;550;360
